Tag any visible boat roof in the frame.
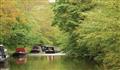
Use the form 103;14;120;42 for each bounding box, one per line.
0;44;4;47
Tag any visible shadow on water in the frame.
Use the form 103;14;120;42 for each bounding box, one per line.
5;55;101;70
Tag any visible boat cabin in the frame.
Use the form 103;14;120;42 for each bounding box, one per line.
30;45;41;53
45;47;55;54
16;48;26;53
30;44;60;54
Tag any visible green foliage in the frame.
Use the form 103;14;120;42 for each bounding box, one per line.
52;0;95;51
53;0;84;32
0;0;66;50
53;0;120;70
7;22;31;48
72;0;120;69
0;0;42;49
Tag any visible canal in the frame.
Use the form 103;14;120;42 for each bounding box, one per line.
0;56;100;70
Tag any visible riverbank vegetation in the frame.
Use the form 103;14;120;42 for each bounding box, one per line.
53;0;120;70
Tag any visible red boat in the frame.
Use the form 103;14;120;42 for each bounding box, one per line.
12;48;27;57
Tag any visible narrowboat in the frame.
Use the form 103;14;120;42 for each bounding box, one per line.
12;48;27;57
0;44;8;62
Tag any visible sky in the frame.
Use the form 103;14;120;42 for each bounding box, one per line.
48;0;56;3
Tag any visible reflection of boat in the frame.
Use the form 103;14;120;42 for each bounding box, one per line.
12;48;27;58
47;56;54;61
0;61;9;70
28;53;66;56
0;44;8;62
16;56;27;64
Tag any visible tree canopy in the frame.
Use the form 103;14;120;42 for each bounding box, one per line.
52;0;120;70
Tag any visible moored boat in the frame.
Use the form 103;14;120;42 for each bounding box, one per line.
0;44;8;62
12;48;27;58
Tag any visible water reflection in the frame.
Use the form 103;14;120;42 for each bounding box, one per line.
8;56;100;70
46;56;54;61
15;56;27;64
0;61;9;70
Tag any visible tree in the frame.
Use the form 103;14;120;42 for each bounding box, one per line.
52;0;120;69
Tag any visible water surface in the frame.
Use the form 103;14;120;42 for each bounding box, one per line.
0;56;100;70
